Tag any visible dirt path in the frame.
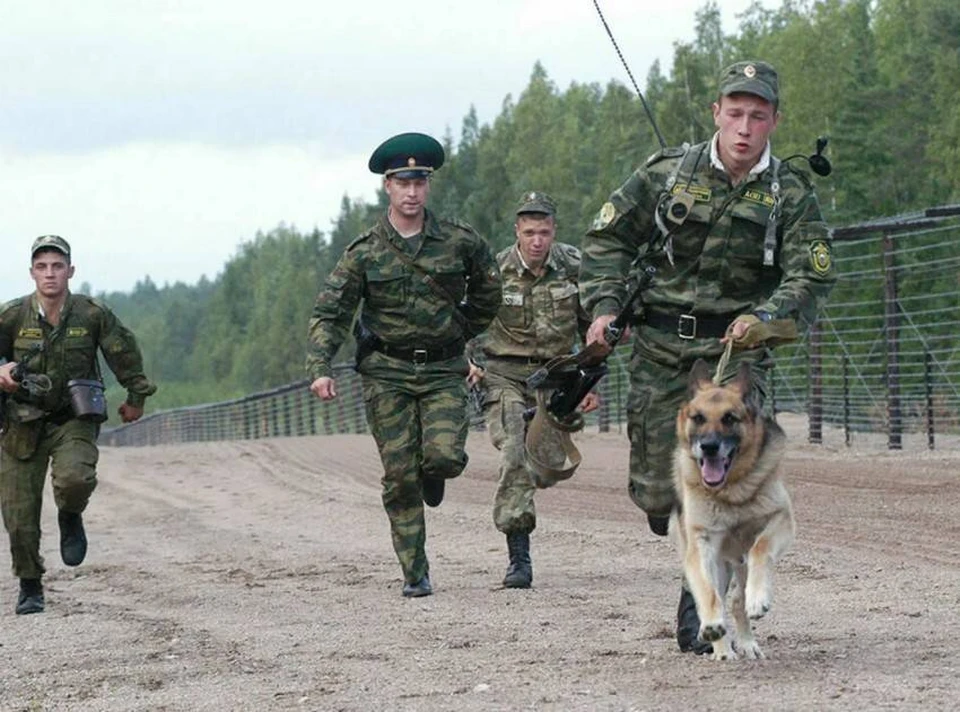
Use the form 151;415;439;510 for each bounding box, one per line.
1;415;958;711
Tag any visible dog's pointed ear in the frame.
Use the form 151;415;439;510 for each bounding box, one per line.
733;361;762;415
733;361;753;396
688;359;713;395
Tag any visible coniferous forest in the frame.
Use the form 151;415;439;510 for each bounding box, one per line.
96;0;960;409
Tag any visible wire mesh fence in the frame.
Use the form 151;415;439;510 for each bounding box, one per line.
102;204;960;451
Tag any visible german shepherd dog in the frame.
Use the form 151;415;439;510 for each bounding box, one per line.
670;359;795;660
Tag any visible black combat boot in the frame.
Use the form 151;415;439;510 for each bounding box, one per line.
402;575;433;598
59;510;87;566
503;532;532;589
677;586;712;654
16;578;44;615
422;478;445;507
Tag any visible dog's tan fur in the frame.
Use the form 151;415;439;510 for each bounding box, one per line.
670;359;795;661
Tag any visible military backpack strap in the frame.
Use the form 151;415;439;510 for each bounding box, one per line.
763;156;782;267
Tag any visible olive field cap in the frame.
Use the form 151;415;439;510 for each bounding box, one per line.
718;61;779;106
516;191;557;217
369;132;445;179
31;234;71;259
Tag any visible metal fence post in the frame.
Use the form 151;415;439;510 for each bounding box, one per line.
883;232;902;450
808;321;823;445
925;350;935;450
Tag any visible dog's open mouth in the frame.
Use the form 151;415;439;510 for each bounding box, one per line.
698;452;733;488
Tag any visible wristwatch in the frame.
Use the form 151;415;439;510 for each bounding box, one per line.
752;311;774;323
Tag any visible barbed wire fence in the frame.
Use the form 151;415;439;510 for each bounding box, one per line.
102;205;960;451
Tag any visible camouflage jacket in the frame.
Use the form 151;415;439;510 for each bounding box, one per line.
306;209;502;380
469;242;589;370
580;140;837;329
0;292;157;413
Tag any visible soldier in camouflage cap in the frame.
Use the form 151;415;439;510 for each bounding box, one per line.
579;60;836;653
307;132;501;598
466;191;597;589
0;236;156;615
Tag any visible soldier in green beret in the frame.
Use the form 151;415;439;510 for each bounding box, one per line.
306;132;502;598
0;235;156;615
466;191;597;589
579;61;837;653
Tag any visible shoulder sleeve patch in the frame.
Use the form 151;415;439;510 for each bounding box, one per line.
810;240;832;275
592;201;619;230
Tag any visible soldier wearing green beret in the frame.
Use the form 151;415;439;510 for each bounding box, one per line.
466;191;597;589
306;132;502;598
0;235;156;615
579;61;836;653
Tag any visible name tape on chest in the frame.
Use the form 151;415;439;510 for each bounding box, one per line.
742;189;776;208
66;327;89;338
17;328;43;339
670;183;712;203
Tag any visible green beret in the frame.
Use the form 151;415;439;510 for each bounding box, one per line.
718;60;779;106
368;132;445;178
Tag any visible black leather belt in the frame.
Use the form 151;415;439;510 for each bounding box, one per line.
643;309;733;340
374;339;464;364
485;354;550;366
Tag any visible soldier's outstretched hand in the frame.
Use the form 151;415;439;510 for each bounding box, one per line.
310;377;337;401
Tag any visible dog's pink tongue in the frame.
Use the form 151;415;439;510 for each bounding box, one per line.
700;457;726;486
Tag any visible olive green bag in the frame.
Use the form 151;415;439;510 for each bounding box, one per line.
0;402;45;460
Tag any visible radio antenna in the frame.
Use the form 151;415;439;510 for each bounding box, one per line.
592;0;667;149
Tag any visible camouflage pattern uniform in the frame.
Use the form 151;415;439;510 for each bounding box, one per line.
307;210;501;585
580;140;837;520
0;293;156;579
472;242;589;534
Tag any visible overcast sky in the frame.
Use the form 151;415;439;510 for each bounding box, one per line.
1;0;772;302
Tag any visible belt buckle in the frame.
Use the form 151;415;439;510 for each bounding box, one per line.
678;314;697;340
412;348;428;365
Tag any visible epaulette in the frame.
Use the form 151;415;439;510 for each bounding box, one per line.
443;216;479;236
556;241;582;263
0;297;25;317
345;228;376;252
778;159;815;190
644;145;686;168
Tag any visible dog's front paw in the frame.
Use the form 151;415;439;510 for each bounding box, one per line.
711;645;739;661
746;592;771;620
737;639;765;660
699;621;726;642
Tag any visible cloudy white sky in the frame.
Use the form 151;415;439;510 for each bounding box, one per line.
1;0;772;301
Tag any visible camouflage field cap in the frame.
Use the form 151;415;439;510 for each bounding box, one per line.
718;61;779;106
516;190;557;217
31;234;71;259
369;132;445;179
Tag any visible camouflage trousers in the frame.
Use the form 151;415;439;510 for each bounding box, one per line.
626;327;769;518
0;419;99;579
361;357;470;585
483;367;566;535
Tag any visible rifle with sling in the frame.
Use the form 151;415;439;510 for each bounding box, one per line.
521;266;655;489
